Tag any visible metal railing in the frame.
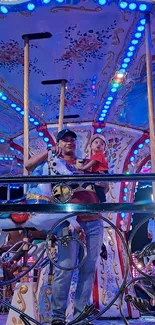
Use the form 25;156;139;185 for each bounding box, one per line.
0;173;155;325
0;172;154;183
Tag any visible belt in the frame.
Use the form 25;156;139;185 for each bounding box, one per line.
26;194;52;203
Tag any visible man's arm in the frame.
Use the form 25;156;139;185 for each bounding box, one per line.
25;150;48;172
25;145;63;172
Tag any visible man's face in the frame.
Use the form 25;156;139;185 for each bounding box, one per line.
58;134;76;155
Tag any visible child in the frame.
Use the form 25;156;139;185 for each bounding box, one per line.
78;134;109;202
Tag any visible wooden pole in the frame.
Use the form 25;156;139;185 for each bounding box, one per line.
58;79;66;198
23;36;29;177
58;79;66;132
145;13;155;200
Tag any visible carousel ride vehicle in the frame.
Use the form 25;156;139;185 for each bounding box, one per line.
0;0;155;324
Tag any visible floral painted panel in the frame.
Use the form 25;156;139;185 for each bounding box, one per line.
0;40;45;75
55;23;116;69
0;3;135;130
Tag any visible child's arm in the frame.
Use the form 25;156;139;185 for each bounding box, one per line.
78;160;97;171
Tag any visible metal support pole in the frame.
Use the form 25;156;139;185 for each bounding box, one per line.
23;36;29;178
58;79;66;132
7;185;10;201
145;12;155;199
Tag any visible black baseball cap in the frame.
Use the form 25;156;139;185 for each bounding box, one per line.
56;129;77;142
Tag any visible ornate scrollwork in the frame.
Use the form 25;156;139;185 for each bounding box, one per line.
12;316;23;325
51;6;102;14
112;28;124;46
17;285;28;312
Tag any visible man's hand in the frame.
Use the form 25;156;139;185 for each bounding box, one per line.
68;220;86;242
49;144;64;158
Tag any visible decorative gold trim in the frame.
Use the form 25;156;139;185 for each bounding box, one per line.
108;213;113;220
12;317;23;325
51;6;102;14
96;52;115;99
107;227;114;246
115;137;133;171
122;10;130;22
33;285;39;319
109;183;116;202
113;261;119;275
132;54;146;79
44;287;52;312
8;86;24;101
19;11;32;17
121;80;135;101
112;28;124;46
17;285;28;312
115;276;121;289
100;287;106;306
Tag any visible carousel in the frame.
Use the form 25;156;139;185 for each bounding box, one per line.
0;0;155;324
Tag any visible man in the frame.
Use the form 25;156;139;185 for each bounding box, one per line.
25;129;106;325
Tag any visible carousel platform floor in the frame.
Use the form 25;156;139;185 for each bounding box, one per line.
0;315;155;325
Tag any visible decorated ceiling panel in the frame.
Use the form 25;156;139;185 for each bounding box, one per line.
0;2;137;136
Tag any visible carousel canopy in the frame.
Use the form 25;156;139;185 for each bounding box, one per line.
0;0;154;175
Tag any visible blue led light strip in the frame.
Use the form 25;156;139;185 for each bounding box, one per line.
0;0;81;14
0;90;39;126
0;89;49;143
119;1;151;13
98;17;146;129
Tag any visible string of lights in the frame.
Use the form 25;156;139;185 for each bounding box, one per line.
98;17;146;130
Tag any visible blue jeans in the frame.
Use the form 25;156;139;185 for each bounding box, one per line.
52;220;103;321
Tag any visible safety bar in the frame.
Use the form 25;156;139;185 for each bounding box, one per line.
0;173;154;184
0;201;154;213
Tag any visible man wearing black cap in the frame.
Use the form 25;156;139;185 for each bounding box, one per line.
25;129;104;325
56;128;77;142
25;129;77;171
